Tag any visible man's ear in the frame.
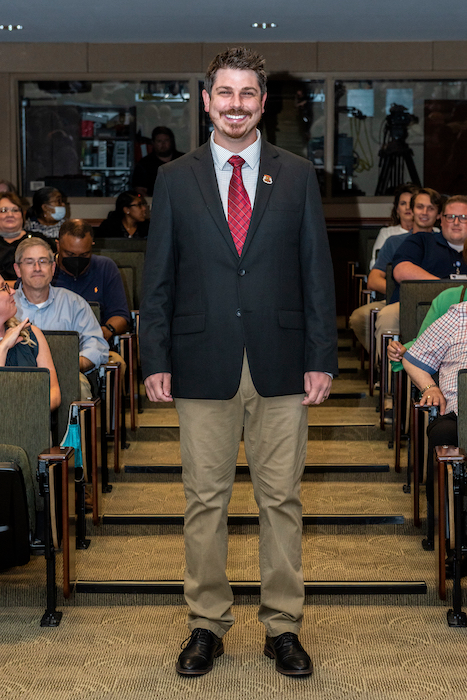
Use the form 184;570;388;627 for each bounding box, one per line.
13;263;21;279
55;239;60;253
202;89;210;114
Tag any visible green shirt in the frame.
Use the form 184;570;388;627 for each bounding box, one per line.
391;285;467;372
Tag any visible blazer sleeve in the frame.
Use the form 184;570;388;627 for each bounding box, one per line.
300;164;339;377
139;169;176;380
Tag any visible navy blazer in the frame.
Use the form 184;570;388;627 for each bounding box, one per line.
140;139;338;399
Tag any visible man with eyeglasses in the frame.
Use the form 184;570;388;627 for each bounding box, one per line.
392;194;467;292
13;237;108;399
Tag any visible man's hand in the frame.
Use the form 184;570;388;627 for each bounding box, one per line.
387;340;407;362
302;371;332;406
144;372;173;403
419;385;446;415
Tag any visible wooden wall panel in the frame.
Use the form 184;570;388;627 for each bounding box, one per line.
202;43;318;74
0;44;87;73
317;42;433;72
88;43;203;73
434;42;467;70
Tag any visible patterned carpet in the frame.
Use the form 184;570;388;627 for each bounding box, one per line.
2;342;466;699
1;605;467;700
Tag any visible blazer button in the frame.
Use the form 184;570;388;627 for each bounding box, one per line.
238;269;246;276
236;309;242;317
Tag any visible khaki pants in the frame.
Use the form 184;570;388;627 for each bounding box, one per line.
375;302;400;359
176;352;308;639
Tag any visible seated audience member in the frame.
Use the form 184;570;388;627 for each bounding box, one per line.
0;179;16;194
53;220;130;363
402;302;467;549
379;194;467;355
96;191;149;239
0;191;52;281
132;126;184;197
25;187;67;240
13;237;108;400
350;187;440;352
368;184;418;270
388;239;467;369
0;274;60;411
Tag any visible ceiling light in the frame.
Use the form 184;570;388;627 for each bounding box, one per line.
0;24;23;31
251;22;277;30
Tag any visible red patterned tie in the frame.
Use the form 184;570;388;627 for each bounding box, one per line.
228;156;251;256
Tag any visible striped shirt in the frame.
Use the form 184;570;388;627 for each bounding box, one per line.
404;302;467;415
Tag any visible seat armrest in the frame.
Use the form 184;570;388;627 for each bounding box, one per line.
435;446;466;462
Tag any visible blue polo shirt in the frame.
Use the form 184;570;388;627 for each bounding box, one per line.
390;232;467;303
373;232;412;273
53;255;130;325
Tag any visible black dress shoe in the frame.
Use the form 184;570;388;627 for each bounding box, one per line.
176;628;224;676
264;632;313;676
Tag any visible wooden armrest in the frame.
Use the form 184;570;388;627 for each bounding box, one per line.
39;445;74;461
73;398;101;409
435;446;466;462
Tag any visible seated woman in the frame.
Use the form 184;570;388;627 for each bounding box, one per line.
0;275;60;411
0;191;52;282
24;187;67;240
96;190;149;239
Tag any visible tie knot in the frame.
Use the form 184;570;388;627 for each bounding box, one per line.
228;156;245;170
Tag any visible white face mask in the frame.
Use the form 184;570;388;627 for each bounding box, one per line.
50;206;66;221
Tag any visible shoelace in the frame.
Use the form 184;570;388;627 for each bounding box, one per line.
180;628;216;651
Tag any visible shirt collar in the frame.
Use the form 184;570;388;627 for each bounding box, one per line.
210;129;262;171
17;282;54;308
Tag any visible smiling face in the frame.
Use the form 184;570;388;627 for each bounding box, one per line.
202;68;266;151
441;202;467;245
412;193;439;232
0;197;23;236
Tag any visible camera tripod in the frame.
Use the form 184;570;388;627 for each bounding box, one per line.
375;140;421;195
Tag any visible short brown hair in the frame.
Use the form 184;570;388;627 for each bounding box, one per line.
59;219;94;240
0;190;23;212
204;47;267;97
15;236;53;264
410;187;444;214
443;194;467;213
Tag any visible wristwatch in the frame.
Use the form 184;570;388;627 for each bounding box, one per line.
105;323;116;336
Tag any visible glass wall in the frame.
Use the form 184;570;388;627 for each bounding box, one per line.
19;77;467;199
19;80;190;196
333;79;467;197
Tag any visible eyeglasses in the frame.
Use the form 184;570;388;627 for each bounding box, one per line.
129;202;145;208
18;258;53;267
443;214;467;223
0;281;11;294
0;207;21;214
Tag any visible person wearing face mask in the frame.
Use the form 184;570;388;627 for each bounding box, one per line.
0;191;53;282
25;187;67;239
53;219;130;345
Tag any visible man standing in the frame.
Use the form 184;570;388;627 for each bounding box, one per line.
13;237;109;399
140;48;338;677
132;126;184;196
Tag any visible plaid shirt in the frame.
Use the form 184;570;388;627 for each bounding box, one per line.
404;302;467;415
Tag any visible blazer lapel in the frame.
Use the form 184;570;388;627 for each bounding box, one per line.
240;140;281;259
191;142;239;258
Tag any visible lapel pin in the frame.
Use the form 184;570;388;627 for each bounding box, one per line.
262;174;273;185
